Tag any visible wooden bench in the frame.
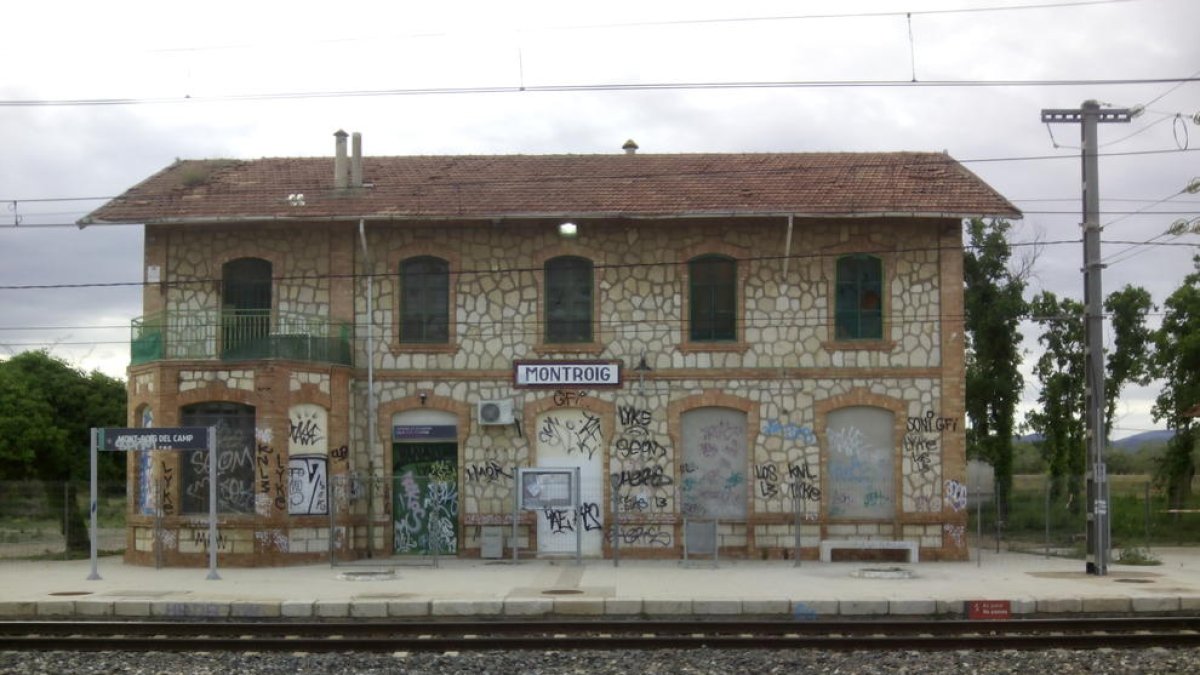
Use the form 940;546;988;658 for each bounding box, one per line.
819;539;919;563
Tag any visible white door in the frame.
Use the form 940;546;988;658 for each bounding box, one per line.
535;408;604;556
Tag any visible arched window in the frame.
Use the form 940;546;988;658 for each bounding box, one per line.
688;254;737;342
544;256;593;343
399;256;449;343
835;254;883;340
221;258;272;358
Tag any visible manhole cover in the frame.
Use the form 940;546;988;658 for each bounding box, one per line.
48;591;93;597
338;570;396;581
852;566;914;579
542;589;584;595
1115;578;1154;584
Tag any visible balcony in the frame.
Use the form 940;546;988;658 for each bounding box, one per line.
131;309;354;366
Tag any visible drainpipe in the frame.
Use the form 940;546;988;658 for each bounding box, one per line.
782;215;794;280
358;218;376;557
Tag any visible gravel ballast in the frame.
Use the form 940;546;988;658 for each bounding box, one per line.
3;648;1200;674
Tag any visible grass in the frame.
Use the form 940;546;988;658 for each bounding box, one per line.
980;474;1200;550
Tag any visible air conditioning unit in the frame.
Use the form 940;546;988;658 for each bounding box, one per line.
477;400;515;426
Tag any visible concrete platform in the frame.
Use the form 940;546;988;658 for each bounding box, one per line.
2;548;1199;620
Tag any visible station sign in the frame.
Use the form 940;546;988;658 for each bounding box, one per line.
99;427;210;452
513;360;621;388
393;425;457;441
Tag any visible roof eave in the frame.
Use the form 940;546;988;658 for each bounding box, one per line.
79;208;1021;227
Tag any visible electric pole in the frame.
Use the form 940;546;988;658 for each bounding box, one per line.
1041;100;1132;576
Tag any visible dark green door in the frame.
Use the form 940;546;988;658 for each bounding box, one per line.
392;443;458;555
221;257;272;359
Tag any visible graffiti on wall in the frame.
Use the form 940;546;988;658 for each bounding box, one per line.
754;461;821;503
827;407;894;519
287;455;328;515
944;479;968;512
393;443;458;555
761;420;817;445
181;420;255;515
537;411;603;460
680;409;748;519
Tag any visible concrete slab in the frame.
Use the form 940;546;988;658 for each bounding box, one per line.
692;599;741;615
643;599;692;615
113;601;152;618
280;600;314;618
1131;596;1180;613
890;599;937;615
604;598;642;615
314;601;350;618
554;598;605;615
791;599;838;617
503;598;553;616
740;599;789;615
37;600;77;617
350;601;389;618
1082;596;1132;613
388;600;431;617
73;600;114;617
230;601;281;618
431;600;502;617
839;598;889;616
1036;597;1083;614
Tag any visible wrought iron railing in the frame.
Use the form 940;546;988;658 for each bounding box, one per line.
131;309;353;366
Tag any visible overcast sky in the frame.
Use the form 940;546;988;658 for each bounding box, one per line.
1;0;1197;439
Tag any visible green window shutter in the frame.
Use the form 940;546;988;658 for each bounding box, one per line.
689;255;736;342
835;255;883;340
400;256;450;343
545;256;593;343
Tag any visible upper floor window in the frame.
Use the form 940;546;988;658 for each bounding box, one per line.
399;256;449;343
835;254;883;340
544;256;593;343
688;254;737;342
221;257;272;358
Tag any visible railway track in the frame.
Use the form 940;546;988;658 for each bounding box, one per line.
2;617;1199;653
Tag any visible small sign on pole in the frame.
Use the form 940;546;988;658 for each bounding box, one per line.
89;426;219;581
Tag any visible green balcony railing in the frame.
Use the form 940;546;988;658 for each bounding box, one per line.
131;309;353;366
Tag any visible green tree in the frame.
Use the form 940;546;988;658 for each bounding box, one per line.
1104;285;1156;436
964;218;1028;518
1026;292;1086;508
1152;256;1200;509
0;350;127;550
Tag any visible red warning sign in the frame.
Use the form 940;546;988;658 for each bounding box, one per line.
967;599;1012;620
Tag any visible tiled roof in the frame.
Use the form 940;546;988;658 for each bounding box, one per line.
80;152;1020;225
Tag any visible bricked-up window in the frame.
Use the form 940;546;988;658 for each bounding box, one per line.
835;254;883;340
399;256;450;343
689;254;737;342
544;256;593;343
180;402;256;515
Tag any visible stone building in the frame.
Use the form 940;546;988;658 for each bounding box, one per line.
81;133;1019;566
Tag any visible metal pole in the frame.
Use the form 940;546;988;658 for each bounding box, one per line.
574;467;582;566
328;474;336;568
611;480;620;568
88;428;100;580
512;475;521;563
1041;101;1131;576
206;426;220;580
1081;100;1110;576
359;219;376;560
975;478;982;568
1144;481;1151;554
1044;475;1051;558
